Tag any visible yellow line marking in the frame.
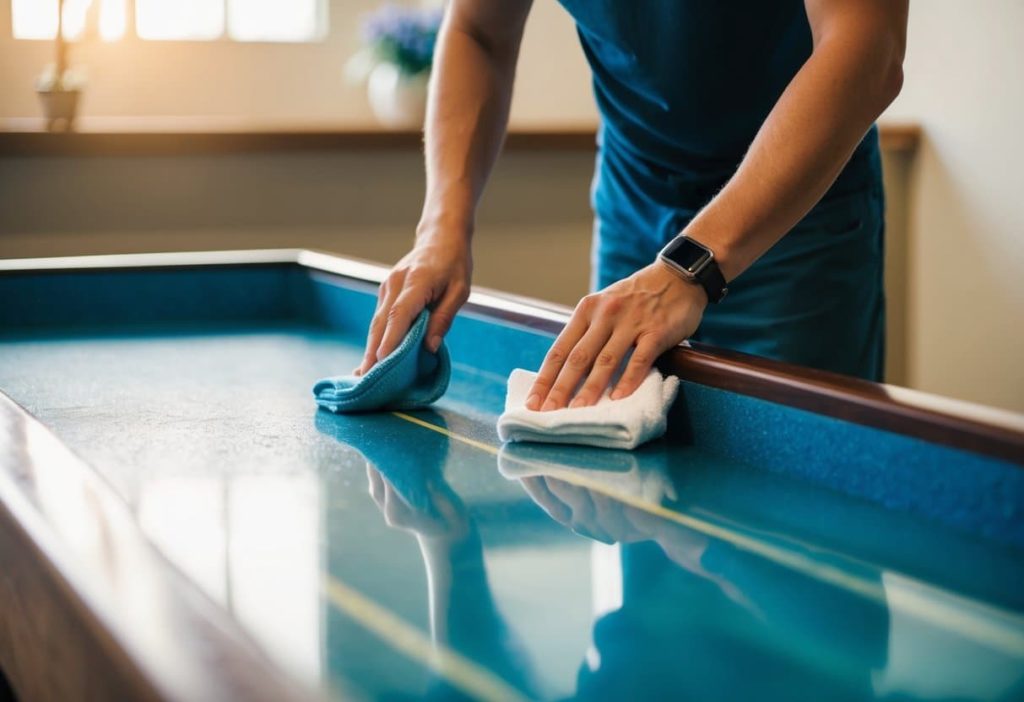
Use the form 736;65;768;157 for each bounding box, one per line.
398;410;879;598
391;410;1024;657
394;412;500;455
323;577;531;702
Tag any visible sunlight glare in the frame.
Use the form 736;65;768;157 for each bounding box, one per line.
12;0;93;40
12;0;128;39
136;0;225;40
99;0;126;40
11;0;57;39
14;0;325;43
227;0;323;42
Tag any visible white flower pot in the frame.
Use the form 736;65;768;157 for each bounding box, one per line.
37;88;80;132
367;62;429;129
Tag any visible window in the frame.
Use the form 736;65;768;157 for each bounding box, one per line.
136;0;224;40
226;0;323;43
11;0;326;42
11;0;99;39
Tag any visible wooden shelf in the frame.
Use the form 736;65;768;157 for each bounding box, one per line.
0;117;920;157
878;123;922;154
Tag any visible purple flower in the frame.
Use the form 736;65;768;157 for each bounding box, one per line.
361;4;444;75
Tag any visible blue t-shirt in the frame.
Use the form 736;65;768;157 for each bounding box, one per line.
558;0;878;186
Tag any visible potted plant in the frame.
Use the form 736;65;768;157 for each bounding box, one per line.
349;4;443;129
36;0;85;131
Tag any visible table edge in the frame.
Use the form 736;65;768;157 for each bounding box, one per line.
0;392;318;702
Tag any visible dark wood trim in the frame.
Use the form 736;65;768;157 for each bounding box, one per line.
0;120;596;157
460;284;1023;467
0;126;427;157
661;342;1024;466
0;119;915;158
0;392;314;702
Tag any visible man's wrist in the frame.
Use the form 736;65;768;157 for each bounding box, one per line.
654;259;709;307
415;217;473;246
679;213;744;282
658;234;729;303
418;193;476;238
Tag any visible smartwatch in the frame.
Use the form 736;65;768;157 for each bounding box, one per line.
658;235;729;303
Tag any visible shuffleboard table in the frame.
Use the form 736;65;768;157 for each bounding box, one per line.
1;250;1023;702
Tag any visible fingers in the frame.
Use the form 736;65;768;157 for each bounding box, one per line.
544;478;614;544
519;477;573;524
590;493;644;542
541;322;614;411
376;286;429;362
520;262;701;407
525;299;593;410
425;282;468;353
611;333;662;400
359;280;400;375
360;267;467;373
568;329;634;408
367;465;385;506
527;314;664;408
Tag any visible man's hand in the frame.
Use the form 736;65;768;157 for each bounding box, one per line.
519;476;647;544
526;262;707;411
366;464;471;541
357;232;472;376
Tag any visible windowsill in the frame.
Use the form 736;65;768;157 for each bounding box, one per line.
0;116;921;157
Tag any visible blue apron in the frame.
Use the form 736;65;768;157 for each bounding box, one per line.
559;0;886;381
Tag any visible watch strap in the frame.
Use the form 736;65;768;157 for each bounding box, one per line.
697;260;729;304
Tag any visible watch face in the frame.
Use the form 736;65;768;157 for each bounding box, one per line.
664;237;712;273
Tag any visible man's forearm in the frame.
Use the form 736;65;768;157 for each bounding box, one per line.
684;4;907;281
418;2;532;241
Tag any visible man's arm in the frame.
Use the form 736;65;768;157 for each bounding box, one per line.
686;0;908;281
527;0;908;411
359;0;534;374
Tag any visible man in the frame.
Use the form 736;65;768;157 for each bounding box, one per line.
357;0;908;411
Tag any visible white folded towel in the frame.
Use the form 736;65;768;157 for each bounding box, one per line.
496;368;680;450
497;443;678;504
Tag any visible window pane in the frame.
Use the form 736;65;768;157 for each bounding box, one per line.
227;0;324;42
136;0;225;40
12;0;93;40
12;0;57;39
98;0;126;40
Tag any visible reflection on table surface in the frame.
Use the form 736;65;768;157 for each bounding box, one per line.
2;326;1023;701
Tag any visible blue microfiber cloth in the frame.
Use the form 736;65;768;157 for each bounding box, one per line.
313;310;451;413
314;411;450;516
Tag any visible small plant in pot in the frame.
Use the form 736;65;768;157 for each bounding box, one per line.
348;3;443;129
37;0;86;131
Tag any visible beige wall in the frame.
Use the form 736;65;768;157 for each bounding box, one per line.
883;0;1024;412
0;0;597;127
0;149;597;305
1;2;1021;412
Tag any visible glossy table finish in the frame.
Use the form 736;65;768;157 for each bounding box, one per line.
1;251;1022;702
